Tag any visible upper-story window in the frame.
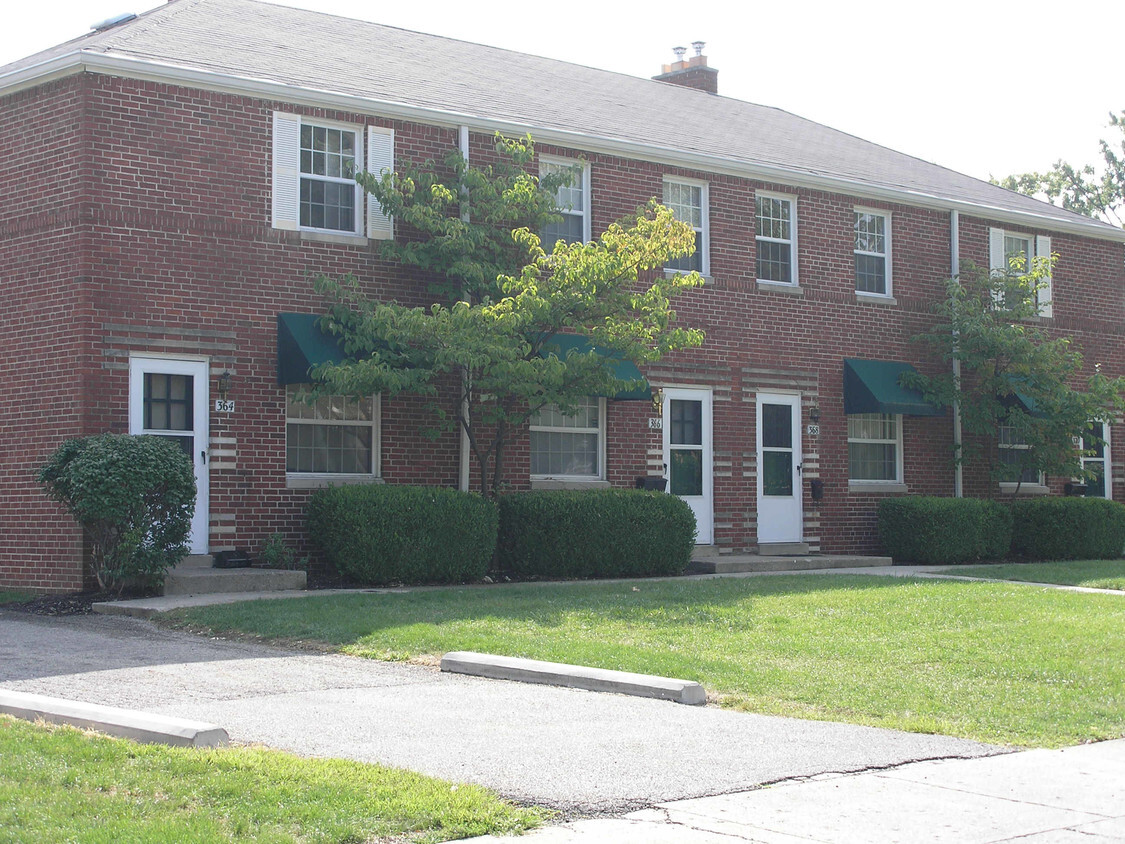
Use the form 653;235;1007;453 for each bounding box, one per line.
756;193;796;284
540;157;591;252
299;124;359;232
663;177;709;275
271;112;394;240
529;398;605;480
989;227;1053;317
855;209;891;296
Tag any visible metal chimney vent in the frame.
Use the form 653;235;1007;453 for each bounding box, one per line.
91;12;137;31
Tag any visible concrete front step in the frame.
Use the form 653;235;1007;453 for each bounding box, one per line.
177;554;214;569
162;566;306;596
689;554;892;574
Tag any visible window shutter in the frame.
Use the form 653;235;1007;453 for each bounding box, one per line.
1036;235;1053;317
988;227;1005;275
366;126;395;241
271;112;301;231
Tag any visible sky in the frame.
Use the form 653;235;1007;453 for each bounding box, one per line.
2;0;1121;184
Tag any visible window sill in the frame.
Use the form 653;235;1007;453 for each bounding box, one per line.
757;280;803;296
855;292;898;306
664;269;713;284
531;478;611;490
299;230;370;247
286;473;383;489
998;483;1050;496
849;481;908;493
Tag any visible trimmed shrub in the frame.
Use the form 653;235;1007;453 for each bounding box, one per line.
1010;497;1125;560
877;497;1012;564
38;434;196;593
306;484;496;585
497;489;696;579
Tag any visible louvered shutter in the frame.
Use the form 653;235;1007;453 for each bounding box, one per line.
1036;235;1053;317
271;112;301;231
366;126;395;240
988;228;1005;275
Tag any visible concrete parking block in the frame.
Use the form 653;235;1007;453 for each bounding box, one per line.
0;689;228;747
440;650;706;705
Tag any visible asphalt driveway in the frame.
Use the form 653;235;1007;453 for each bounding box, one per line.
0;608;1001;812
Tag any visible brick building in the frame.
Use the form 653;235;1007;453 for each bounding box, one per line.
2;0;1123;592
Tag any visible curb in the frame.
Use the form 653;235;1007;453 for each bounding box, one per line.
440;651;707;705
0;689;229;747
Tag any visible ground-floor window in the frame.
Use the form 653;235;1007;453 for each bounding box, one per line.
848;413;902;482
530;397;604;479
286;389;379;476
998;424;1044;486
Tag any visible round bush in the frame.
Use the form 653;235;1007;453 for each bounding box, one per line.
38;434;196;592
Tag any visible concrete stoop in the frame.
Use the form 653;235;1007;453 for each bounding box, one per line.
689;550;892;574
162;559;306;596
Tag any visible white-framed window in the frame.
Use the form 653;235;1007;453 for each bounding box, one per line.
989;228;1052;317
540;157;591;251
756;193;797;284
1078;421;1112;499
663;177;709;275
998;424;1044;487
854;209;891;296
848;413;902;482
530;397;605;479
286;389;380;477
271;113;394;239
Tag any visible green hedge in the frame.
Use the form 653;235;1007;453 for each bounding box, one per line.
877;497;1012;564
306;484;497;585
497;489;695;579
1010;497;1125;560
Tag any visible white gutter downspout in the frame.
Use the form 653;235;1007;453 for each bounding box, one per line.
458;124;472;493
951;210;964;498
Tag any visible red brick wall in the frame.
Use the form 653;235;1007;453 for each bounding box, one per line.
3;71;1124;590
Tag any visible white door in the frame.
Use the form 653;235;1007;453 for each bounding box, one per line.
757;393;802;544
1079;421;1112;499
663;388;713;545
129;357;209;553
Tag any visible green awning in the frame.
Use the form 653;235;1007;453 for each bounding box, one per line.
843;359;942;417
540;334;651;401
277;313;349;386
1002;386;1049;419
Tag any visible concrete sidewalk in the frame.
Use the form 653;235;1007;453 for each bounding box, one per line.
468;739;1125;842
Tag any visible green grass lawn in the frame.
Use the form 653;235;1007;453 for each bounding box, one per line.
944;560;1125;591
168;575;1125;749
0;716;544;843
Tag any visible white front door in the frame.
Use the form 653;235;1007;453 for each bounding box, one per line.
663;388;713;545
756;392;802;544
128;357;210;553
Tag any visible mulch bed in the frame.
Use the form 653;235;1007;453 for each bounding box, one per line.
1;591;117;616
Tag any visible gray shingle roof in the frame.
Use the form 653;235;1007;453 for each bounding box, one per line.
3;0;1121;239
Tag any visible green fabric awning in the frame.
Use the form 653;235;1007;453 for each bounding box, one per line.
277;313;349;386
540;334;651;401
1002;386;1049;419
843;359;942;417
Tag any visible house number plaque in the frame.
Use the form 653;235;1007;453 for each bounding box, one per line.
806;424;820;437
648;417;663;430
214;399;235;413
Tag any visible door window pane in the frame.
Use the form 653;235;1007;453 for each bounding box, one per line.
670;449;703;496
144;373;193;432
670;400;702;446
761;404;792;449
762;451;793;496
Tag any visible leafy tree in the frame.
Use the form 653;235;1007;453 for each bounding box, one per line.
997;111;1124;228
38;434;196;593
311;136;704;497
905;255;1125;492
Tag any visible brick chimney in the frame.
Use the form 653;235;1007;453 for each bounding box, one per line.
652;42;718;94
